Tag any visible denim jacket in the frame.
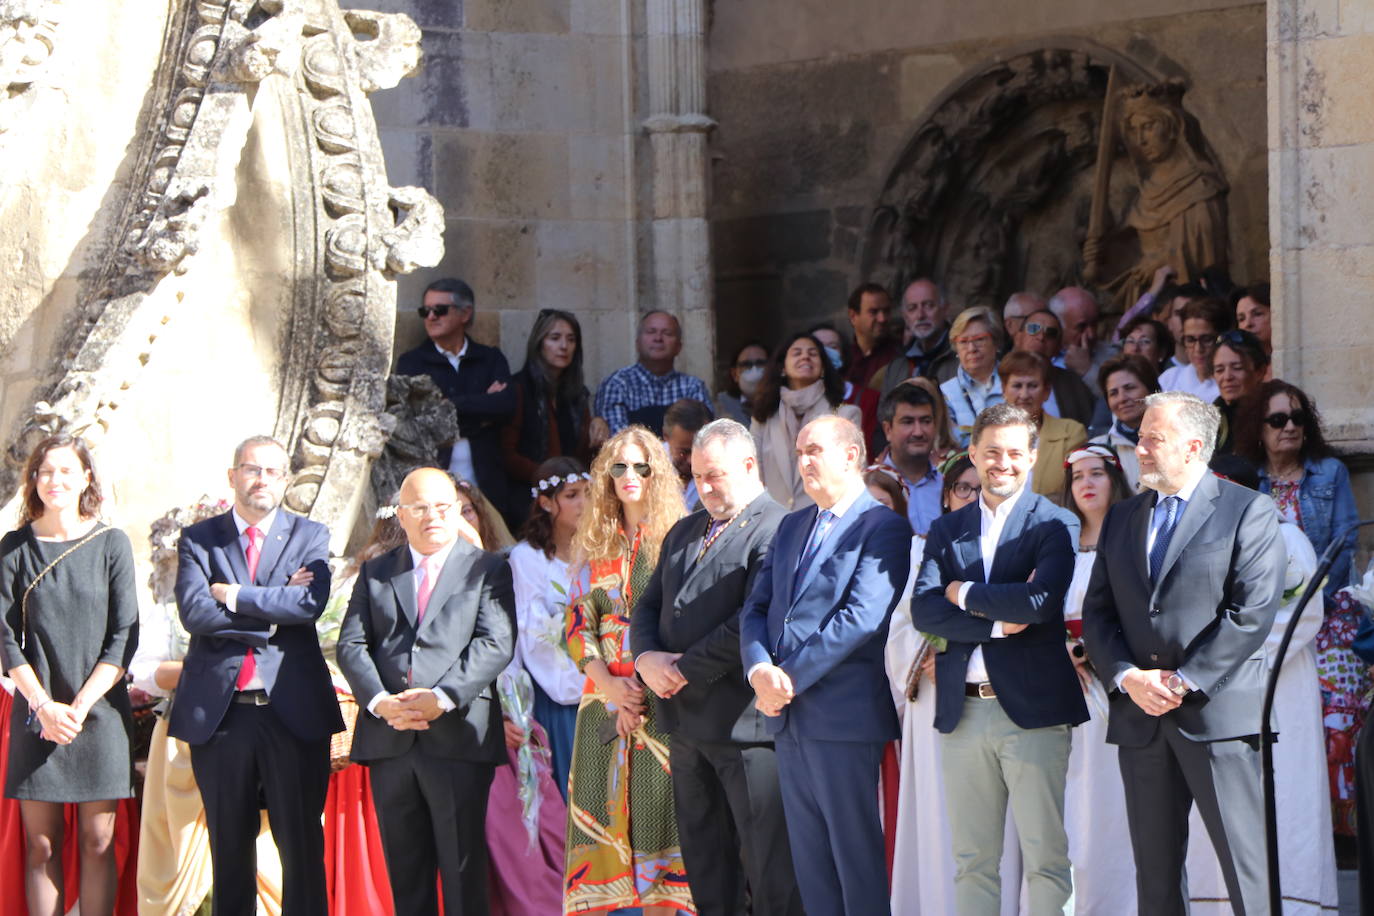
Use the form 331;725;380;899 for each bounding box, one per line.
1259;455;1360;596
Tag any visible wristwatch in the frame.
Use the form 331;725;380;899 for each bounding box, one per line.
1166;673;1189;697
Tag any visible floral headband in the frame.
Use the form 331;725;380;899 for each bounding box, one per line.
937;451;969;477
530;471;591;499
1063;444;1120;469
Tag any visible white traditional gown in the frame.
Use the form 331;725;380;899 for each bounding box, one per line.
886;536;1023;916
1063;547;1137;914
1184;520;1339;914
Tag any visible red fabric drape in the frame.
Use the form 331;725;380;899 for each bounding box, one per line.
881;740;900;887
323;762;395;916
0;689;139;915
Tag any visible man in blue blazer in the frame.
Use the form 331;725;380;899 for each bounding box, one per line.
171;436;342;916
911;403;1086;916
740;415;911;916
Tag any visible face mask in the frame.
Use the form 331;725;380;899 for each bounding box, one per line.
739;366;765;394
823;347;843;370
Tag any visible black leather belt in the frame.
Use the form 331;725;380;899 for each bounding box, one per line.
232;690;270;706
964;682;996;699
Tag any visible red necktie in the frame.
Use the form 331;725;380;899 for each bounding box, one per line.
234;526;263;690
416;554;439;624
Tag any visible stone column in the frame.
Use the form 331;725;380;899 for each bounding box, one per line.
644;0;715;385
1268;0;1374;531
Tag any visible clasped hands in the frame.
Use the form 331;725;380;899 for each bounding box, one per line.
1121;668;1184;717
943;580;1027;635
34;698;91;745
210;565;314;605
636;651;687;699
749;664;794;717
375;688;446;731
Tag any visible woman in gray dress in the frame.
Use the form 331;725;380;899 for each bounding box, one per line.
0;434;138;916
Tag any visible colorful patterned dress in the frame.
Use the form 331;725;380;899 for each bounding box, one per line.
1273;478;1371;835
562;533;694;914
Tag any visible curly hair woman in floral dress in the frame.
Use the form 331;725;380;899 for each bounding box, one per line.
562;426;692;915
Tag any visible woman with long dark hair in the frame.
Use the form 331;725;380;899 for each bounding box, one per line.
751;332;861;510
1;434;139;915
501;308;594;525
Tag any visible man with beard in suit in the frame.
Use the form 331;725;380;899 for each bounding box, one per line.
1083;391;1284;915
632;419;802;916
337;467;516;916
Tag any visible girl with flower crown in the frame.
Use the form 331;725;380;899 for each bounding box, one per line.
562;426;693;915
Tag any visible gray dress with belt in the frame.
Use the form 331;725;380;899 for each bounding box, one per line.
1;524;139;802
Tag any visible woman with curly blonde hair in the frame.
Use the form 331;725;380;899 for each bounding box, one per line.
562;426;693;915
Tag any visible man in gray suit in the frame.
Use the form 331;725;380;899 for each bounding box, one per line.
631;419;801;916
1082;391;1285;916
337;467;515;916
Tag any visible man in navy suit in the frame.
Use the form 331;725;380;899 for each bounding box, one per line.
395;277;515;517
171;435;342;916
911;402;1087;915
740;415;911;915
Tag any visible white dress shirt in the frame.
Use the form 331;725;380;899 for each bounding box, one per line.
435;339;478;484
227;508;278;690
367;540;459;715
955;483;1028;683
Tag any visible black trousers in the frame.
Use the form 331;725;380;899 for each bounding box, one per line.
1356;714;1374;914
189;701;331;916
1118;718;1268;916
669;736;803;916
367;751;495;916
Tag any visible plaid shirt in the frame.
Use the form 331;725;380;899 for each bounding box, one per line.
594;362;712;433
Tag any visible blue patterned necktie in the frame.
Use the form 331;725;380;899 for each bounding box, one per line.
1149;495;1180;583
793;509;835;593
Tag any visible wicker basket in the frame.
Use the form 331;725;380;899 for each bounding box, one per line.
330;691;359;772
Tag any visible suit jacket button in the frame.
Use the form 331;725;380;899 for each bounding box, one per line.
1149;652;1160;662
1149;608;1161;617
673;611;681;617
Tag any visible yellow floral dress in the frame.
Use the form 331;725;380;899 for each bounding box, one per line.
562;532;694;914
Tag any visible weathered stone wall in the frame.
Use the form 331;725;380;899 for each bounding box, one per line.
709;1;1268;375
1269;0;1374;558
359;0;716;390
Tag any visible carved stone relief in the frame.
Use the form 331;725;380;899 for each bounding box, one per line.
2;0;442;542
0;0;61;135
860;43;1228;313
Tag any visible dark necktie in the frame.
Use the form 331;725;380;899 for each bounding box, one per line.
1149;496;1180;583
793;509;835;593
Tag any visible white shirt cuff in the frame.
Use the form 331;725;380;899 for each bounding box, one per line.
434;689;456;712
956;581;973;609
367;691;388;716
224;584;242;613
990;621;1005;638
746;662;769;684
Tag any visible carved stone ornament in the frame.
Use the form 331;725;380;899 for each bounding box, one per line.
3;0;443;540
0;0;61;135
859;43;1224;313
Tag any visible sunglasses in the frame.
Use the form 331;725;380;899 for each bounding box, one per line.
1024;322;1060;339
609;462;652;479
1264;410;1309;430
736;359;768;370
417;305;452;319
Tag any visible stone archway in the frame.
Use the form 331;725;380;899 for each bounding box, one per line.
859;39;1213;313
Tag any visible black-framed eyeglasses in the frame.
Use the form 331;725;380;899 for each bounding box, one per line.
235;464;288;481
736;359;768;370
1181;334;1216;350
609;462;652;479
417;305;451;319
1264;410;1309;430
952;481;981;499
1024;321;1061;339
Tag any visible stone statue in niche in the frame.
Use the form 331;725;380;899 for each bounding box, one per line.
1083;81;1229;307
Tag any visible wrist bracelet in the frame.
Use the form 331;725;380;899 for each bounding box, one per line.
25;697;51;727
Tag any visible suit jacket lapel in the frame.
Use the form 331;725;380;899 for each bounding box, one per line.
389;548;419;629
1130;495;1153;588
780;505;816;611
215;512;251;585
791;493;869;608
253;511;292;586
1154;472;1219;589
952;504;984;583
987;491;1035;583
682;498;761;593
416;540;475;633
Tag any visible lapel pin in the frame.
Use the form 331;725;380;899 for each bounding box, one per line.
740;519;749;528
